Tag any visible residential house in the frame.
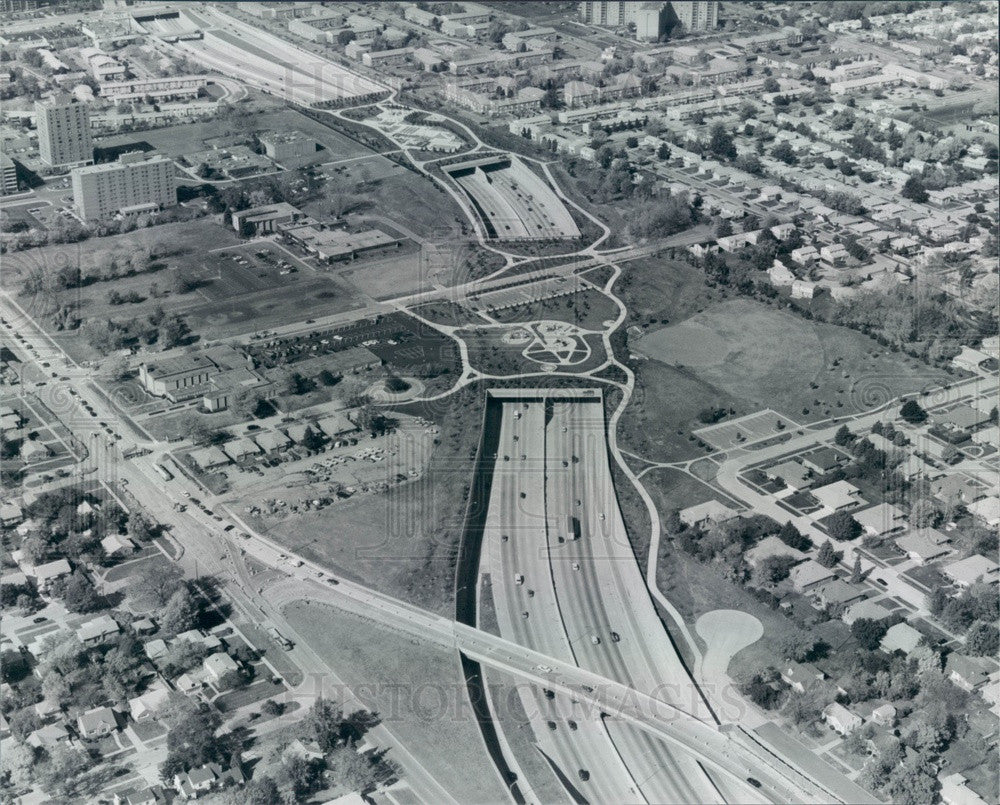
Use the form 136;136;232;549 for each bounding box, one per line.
967;496;1000;528
766;460;812;490
939;772;990;805
100;533;136;557
931;474;986;506
801;447;848;475
77;706;120;739
812;480;865;512
871;703;897;727
780;661;825;693
678;500;739;529
790;559;836;593
27;722;71;749
175;629;223;652
189;446;231;471
203;652;239;683
842;597;892;626
942;555;1000;588
852;503;906;537
76;614;121;646
224;437;262;463
895;531;950;564
946;653;993;692
129;683;171;722
253;430;292;455
113;786;167;805
30;558;71;592
816;579;867;609
0;502;23;527
744;535;806;568
173;763;244;800
144;639;169;661
880;622;923;655
823;702;863;735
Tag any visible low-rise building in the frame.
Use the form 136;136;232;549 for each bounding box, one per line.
77;706;120;739
852;503;906;537
812;480;865;512
790;560;836;593
946;654;993;692
880;622;923;655
678;500;739;529
823;702;862;735
780;661;825;693
76;614;121;646
942;555;1000;588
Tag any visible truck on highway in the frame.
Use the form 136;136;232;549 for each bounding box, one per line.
268;627;293;650
154;463;174;481
514;573;524;585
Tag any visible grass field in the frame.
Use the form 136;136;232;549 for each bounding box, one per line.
281;601;509;804
624;298;950;463
488;286;620;330
644;467;742;523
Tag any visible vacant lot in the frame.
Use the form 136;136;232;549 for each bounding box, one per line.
644;467;742;522
635;298;949;426
282;601;509;804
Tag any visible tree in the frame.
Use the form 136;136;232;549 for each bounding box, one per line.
708;123;736;161
756;554;797;585
763;76;781;93
816;539;842;568
852;617;888;651
244;776;280;805
325;746;385;794
127;511;156;542
127;564;184;611
826;511;862;541
309;697;345;751
160;587;201;634
1;649;29;684
899;399;927;424
51;571;104;613
261;699;284;717
35;745;92;798
159;315;189;348
901;176;929;204
104;355;132;382
776;633;819;663
161;706;223;779
777;522;811;551
833;425;853;446
909;498;939;528
772;140;797;165
275;755;323;801
966;621;1000;656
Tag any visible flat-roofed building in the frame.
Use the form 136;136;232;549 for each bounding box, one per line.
258;131;316;162
232;201;306;235
287;225;402;262
139;354;217;399
71;152;176;221
35;95;93;167
0;153;17;195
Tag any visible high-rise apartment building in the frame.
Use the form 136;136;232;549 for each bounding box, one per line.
0;153;18;195
71;152;176;221
35;96;93;168
668;1;718;32
579;1;716;36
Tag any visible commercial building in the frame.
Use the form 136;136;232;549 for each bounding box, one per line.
580;1;716;33
99;75;208;102
258;130;316;162
231;201;308;235
139;354;217;399
0;153;17;195
287;224;402;262
71;152;176;221
35;96;93;167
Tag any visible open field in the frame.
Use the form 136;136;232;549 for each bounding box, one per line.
635;298;950;426
644;467;743;521
281;601;508;804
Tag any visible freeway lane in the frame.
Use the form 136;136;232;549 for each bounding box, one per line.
484;399;644;803
544;399;728;804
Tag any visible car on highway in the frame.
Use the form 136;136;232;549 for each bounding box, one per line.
746;778;762;789
590;635;601;645
514;573;523;585
610;632;620;642
568;720;577;731
578;770;590;782
572;562;580;571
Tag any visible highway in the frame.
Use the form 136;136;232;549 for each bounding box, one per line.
483;399;646;803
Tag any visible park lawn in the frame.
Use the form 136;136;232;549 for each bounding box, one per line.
617;254;722;327
281;600;510;805
653;544;807;679
643;467;742;524
635;297;950;426
620;359;750;464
